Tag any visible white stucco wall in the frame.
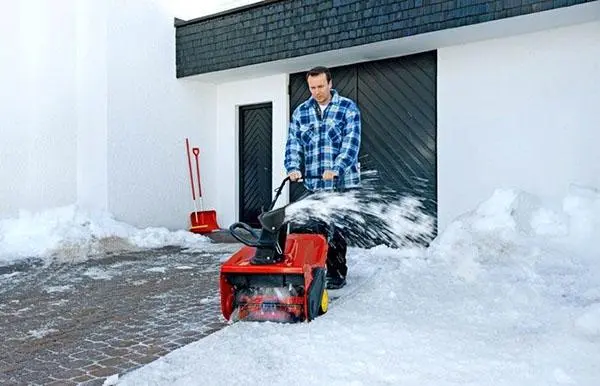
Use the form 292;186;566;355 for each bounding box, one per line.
215;75;290;226
105;0;216;229
0;1;78;218
76;0;108;213
0;0;216;230
438;21;600;231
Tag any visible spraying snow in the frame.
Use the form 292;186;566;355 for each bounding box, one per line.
284;174;435;248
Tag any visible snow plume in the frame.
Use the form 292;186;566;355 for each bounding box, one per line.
284;173;436;248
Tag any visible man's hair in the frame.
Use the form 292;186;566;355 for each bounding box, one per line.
306;66;331;82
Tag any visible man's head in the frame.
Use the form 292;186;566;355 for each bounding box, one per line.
306;66;332;105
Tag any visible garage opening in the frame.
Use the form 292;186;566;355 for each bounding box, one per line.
289;52;438;235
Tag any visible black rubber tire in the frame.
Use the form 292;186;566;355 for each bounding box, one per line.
307;267;326;321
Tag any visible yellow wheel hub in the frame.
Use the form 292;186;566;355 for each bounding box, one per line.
320;288;329;314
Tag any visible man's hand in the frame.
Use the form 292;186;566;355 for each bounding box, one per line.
288;171;302;181
322;170;338;180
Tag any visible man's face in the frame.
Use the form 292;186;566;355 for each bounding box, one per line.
307;73;332;104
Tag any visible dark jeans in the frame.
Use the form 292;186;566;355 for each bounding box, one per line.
289;189;349;280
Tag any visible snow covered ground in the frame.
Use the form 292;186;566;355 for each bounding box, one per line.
2;185;600;385
117;185;600;386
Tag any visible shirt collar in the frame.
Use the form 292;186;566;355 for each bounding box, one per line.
310;89;339;108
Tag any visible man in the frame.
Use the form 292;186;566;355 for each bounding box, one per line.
284;66;361;289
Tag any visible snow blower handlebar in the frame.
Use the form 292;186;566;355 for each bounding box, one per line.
267;176;292;211
265;174;336;211
229;176;335;247
259;175;335;231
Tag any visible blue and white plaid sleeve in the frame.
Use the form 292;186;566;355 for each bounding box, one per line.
333;102;361;175
284;110;303;174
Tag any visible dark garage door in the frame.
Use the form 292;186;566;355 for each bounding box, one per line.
289;52;437;230
239;102;272;227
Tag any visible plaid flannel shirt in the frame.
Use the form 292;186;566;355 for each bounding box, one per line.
285;89;361;191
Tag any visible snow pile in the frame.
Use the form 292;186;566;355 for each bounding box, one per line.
428;185;600;337
427;186;600;277
563;184;600;242
0;205;210;265
576;303;600;337
427;188;553;281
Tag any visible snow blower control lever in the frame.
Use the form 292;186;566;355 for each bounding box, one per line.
228;177;291;265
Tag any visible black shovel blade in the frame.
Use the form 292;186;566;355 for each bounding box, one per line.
258;207;286;232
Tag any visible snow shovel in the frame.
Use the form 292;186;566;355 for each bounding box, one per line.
185;139;219;234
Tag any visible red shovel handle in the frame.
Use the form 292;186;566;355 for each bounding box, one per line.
186;138;196;200
192;147;202;197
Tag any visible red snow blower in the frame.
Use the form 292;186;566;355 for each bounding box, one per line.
220;177;329;323
185;138;219;234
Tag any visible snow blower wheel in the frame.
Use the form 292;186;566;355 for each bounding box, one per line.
320;288;329;315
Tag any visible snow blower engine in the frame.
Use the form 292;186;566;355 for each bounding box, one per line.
219;177;329;323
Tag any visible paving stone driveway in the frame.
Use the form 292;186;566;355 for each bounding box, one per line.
0;242;241;385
